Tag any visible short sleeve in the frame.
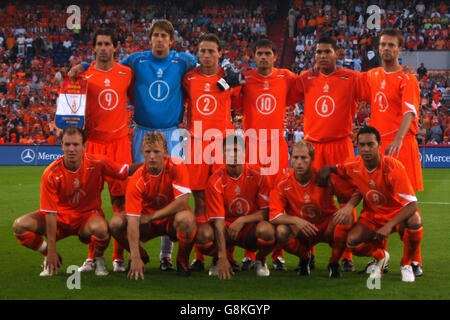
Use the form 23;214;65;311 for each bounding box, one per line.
269;184;287;221
40;171;58;213
205;176;226;220
125;174;144;217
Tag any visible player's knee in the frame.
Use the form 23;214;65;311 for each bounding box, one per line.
109;216;126;236
406;212;422;230
196;223;214;244
256;221;275;241
12;216;26;234
275;225;290;243
175;210;196;231
346;231;361;248
90;218;109;239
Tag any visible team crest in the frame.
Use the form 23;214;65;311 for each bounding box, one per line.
157;69;163;78
73;178;80;189
204;83;211;92
380;80;386;90
104;78;111;87
264;81;269;90
235;186;241;195
323;83;329;93
369;179;376;188
304;193;310;202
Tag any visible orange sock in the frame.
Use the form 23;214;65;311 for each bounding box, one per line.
256;238;276;261
330;225;350;263
176;228;197;265
196;241;217;257
271;244;284;261
15;232;47;255
283;238;310;259
87;243;95;259
351;241;385;260
90;234;111;256
311;245;316;256
194;244;205;262
112;239;124;261
244;249;256;260
400;227;423;266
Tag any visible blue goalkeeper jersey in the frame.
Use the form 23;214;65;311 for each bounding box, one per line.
120;50;196;128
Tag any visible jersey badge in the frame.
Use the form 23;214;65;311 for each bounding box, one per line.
263;81;269;90
380;79;386;90
157;69;163;78
104;78;111;87
235;186;241;195
204;83;211;92
304;193;311;202
323;83;329;93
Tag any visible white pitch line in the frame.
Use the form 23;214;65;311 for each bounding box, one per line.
419;201;450;205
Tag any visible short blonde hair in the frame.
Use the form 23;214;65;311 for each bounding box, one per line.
142;131;168;151
290;140;315;161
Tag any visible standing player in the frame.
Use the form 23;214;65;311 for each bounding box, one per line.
319;126;423;282
112;132;197;279
76;28;133;274
291;37;362;272
269;140;358;278
12;127;132;276
233;39;302;271
361;29;424;277
195;135;276;279
183;34;241;272
69;20;197;271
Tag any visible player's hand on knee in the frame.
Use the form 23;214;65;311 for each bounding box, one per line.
375;223;393;240
296;219;318;238
228;220;244;241
217;64;245;90
332;207;353;226
128;258;145;280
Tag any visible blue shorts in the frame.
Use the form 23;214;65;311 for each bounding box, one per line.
132;125;185;162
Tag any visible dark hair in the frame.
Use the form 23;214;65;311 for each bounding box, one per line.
198;33;222;52
379;28;404;47
62;126;86;143
149;19;174;40
357;126;381;144
254;39;277;55
223;134;246;151
93;28;118;47
316;37;337;51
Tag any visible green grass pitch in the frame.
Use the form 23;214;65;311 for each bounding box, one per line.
0;166;449;300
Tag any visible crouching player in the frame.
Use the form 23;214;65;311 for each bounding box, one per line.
269;140;359;278
112;132;197;279
318;126;422;282
195;135;276;279
13;127;133;276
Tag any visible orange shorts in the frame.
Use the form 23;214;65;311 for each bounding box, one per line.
246;136;290;188
185;137;224;190
380;134;423;191
357;210;421;233
296;215;335;247
37;210;104;243
309;136;356;201
140;215;177;242
86;136;132;196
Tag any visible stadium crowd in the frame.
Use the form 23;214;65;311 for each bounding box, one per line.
0;0;449;145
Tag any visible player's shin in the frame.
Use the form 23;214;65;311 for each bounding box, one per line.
400;227;423;266
283;238;310;259
176;227;197;266
15;231;48;256
255;238;276;261
330;225;351;263
90;234;111;256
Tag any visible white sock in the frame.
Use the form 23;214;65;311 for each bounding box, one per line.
160;235;173;260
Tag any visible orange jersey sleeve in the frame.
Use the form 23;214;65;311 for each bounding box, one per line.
298;68;360;142
83;62;133;141
126;158;191;216
240;68;300;139
269;169;338;224
337;155;417;224
366;67;420;137
206;165;270;223
40;154;129;224
183;67;236;138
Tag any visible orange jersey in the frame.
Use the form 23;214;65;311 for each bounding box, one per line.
269;168;338;225
126;157;191;216
83;62;133;141
295;68;362;142
336;155;417;224
235;68;300;140
206;165;270;223
40;154;129;225
183;67;240;138
362;67;420;138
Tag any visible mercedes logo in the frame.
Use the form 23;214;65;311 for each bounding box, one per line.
21;149;35;163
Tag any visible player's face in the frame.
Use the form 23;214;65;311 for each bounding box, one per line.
198;41;222;68
255;47;276;71
291;146;312;176
151;27;172;58
62;133;85;166
315;43;337;72
94;35;115;63
224;143;245;167
357;133;380;163
379;35;401;63
142;142;167;173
